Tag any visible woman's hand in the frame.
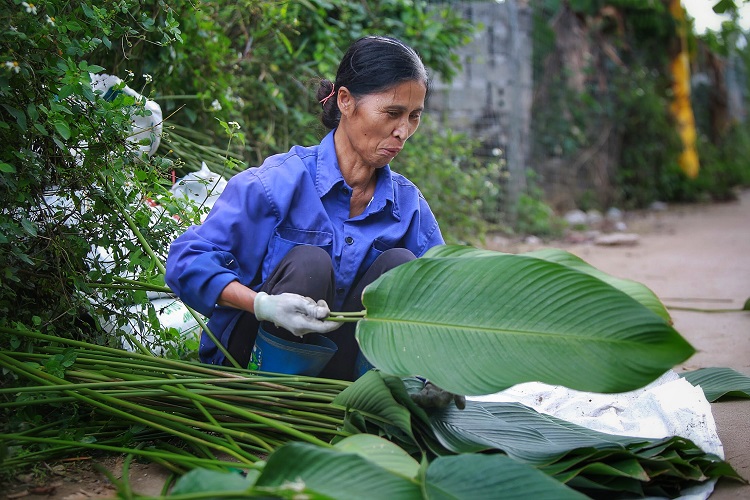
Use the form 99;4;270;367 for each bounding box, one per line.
254;292;341;337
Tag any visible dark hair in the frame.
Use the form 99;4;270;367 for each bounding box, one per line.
317;36;429;129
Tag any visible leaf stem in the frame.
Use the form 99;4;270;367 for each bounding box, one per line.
98;172;241;368
327;310;366;322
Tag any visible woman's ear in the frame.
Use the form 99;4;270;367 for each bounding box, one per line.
337;86;354;116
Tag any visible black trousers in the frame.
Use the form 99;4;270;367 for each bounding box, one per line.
226;245;416;380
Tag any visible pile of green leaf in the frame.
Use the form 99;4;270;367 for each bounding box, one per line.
1;336;747;498
3;246;749;497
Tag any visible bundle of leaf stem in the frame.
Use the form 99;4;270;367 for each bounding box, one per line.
161;123;243;178
0;327;355;475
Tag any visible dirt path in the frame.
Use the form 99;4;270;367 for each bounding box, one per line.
4;191;749;499
576;192;750;498
504;189;750;498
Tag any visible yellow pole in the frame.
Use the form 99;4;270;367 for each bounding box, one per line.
668;0;700;178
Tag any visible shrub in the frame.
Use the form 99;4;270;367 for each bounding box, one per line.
393;121;504;244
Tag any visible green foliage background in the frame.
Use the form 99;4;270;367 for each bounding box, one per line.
2;0;750;352
1;0;749;492
531;0;750;211
0;0;481;348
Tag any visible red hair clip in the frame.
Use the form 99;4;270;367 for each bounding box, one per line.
319;86;336;106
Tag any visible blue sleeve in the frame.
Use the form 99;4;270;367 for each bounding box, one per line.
416;196;445;257
165;170;277;317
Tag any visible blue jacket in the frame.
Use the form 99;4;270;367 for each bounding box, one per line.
165;130;444;365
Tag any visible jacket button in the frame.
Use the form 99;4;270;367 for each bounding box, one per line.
345;236;354;245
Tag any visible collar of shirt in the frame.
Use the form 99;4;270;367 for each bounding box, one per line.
315;129;400;221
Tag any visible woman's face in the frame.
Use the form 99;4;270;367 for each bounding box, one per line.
337;80;426;169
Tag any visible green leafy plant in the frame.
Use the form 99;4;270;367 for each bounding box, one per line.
2;1;746;497
530;1;750;210
393;120;504;244
0;0;476;355
514;173;566;237
1;344;742;498
681;367;750;401
350;245;692;395
0;0;182;349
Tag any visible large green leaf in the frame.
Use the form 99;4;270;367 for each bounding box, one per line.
256;441;593;499
169;468;257;497
357;248;694;395
428;401;638;464
333;370;417;443
333;434;420;479
681;367;750;401
425;245;671;322
256;442;422;499
424;454;587;500
425;401;741;496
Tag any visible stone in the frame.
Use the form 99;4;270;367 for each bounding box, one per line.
564;209;588;227
606;207;624;222
586;209;603;227
650;201;669;212
594;233;640;246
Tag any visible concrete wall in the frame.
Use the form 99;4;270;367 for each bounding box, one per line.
427;0;534;172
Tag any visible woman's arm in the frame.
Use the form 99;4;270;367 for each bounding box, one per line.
217;281;257;313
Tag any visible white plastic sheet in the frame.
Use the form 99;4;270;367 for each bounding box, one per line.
468;370;723;499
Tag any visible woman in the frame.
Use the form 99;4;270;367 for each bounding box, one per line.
165;36;444;381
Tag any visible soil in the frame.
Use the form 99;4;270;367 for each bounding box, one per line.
2;190;749;499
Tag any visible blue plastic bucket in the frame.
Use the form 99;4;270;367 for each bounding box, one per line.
354;349;375;379
248;325;337;377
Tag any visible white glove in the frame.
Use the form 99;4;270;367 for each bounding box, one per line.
254;292;341;337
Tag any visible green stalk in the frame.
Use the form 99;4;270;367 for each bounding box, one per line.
0;353;259;463
96;371;275;453
96;171;240;369
0;434;249;471
2;335;353;453
81;276;174;294
327;310;366;323
0;391;343;424
328;311;366;317
140;380;335;448
110;276;172;292
2;350;343;445
665;305;748;313
1;360;339;400
3;344;349;399
122;332;238;458
124;331;153;357
66;356;240;379
120;447;138;500
0;327;243;378
154;95;205;100
0;378;338;397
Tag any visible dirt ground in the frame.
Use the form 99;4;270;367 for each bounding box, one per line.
574;191;750;499
3;190;749;499
492;188;750;499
